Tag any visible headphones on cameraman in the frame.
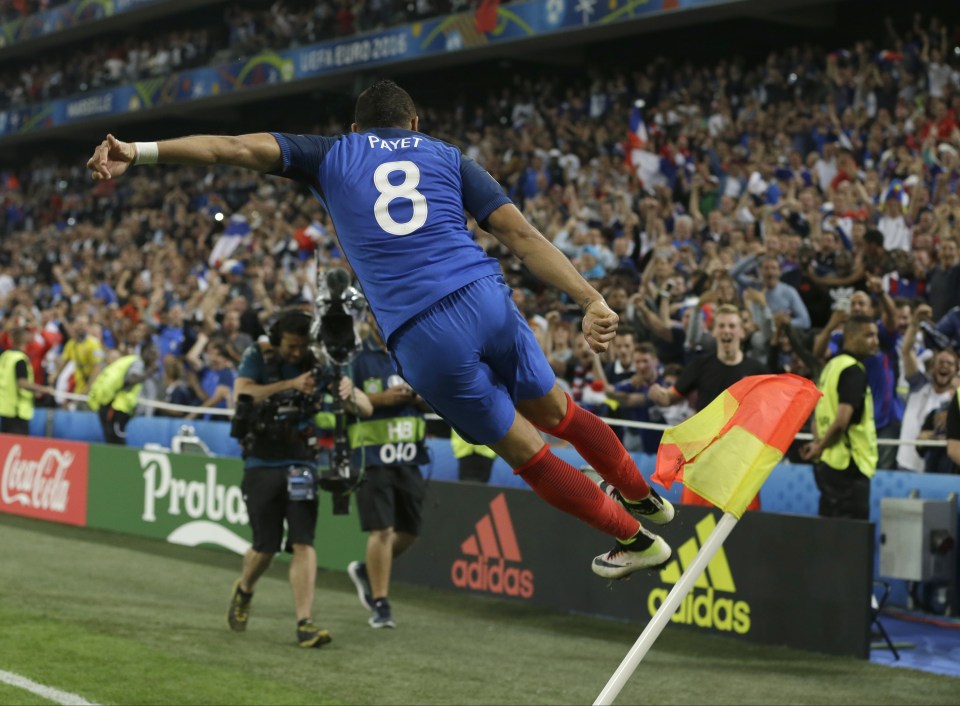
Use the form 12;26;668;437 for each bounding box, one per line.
267;309;313;347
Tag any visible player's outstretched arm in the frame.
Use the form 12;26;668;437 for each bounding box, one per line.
87;133;282;180
485;202;618;352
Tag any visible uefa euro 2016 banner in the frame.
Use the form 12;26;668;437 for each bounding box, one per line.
0;0;160;47
0;0;734;138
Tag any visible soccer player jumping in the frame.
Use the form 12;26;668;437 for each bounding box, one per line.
86;79;675;578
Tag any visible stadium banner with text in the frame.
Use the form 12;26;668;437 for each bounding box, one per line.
393;481;874;658
0;433;88;527
0;0;740;137
83;444;365;568
0;0;163;47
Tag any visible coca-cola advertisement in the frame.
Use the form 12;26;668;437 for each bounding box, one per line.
0;434;88;527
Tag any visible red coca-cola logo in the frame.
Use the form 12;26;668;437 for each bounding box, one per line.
0;435;87;526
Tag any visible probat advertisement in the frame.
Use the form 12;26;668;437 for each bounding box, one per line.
82;444;366;570
86;446;253;553
0;436;366;570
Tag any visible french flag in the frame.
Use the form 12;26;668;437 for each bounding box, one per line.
626;100;659;188
627;100;648;151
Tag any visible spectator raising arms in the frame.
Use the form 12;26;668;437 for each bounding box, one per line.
0;8;954;472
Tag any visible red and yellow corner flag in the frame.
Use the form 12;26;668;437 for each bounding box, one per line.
652;374;821;519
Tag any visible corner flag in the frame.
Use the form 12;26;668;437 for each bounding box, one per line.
653;374;821;518
595;374;820;705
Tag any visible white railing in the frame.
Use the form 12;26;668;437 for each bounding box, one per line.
49;390;948;448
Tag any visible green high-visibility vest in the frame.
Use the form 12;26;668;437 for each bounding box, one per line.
346;416;428;466
815;353;878;477
0;350;33;420
87;355;141;413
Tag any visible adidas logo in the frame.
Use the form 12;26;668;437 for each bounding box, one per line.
451;493;534;599
647;514;751;634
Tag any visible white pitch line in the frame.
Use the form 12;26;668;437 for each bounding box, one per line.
0;670;98;706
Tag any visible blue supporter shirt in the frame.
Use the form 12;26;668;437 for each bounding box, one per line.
827;325;903;429
200;367;237;419
157;326;185;358
270;129;510;342
613;377;665;454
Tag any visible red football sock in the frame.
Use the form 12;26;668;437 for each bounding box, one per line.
515;445;640;540
537;392;651;502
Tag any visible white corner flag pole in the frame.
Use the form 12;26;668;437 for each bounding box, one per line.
594;512;740;706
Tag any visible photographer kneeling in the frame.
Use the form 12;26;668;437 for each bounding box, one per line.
227;309;371;648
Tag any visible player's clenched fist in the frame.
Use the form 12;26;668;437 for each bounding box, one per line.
582;299;618;353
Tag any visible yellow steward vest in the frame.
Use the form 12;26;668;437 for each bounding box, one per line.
87;355;142;413
450;430;497;460
0;350;33;420
815;353;877;477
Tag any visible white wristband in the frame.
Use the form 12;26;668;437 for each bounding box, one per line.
133;141;159;166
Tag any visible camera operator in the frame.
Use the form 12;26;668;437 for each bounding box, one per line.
226;308;371;648
346;317;431;629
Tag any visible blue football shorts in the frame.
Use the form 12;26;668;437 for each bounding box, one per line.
389;275;556;446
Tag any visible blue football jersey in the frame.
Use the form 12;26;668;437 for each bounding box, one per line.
271;129;511;340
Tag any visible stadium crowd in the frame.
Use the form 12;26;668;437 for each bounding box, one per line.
0;0;498;108
1;11;959;472
0;0;69;20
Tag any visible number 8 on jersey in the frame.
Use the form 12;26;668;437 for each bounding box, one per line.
374;160;428;236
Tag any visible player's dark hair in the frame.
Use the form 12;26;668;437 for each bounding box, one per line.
354;79;417;130
270;308;312;344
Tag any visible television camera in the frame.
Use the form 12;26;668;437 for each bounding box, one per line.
229;258;367;514
311;261;368;514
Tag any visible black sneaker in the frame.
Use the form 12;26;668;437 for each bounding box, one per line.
347;561;374;611
600;481;675;525
297;620;333;648
369;598;396;629
227;579;252;632
592;527;672;580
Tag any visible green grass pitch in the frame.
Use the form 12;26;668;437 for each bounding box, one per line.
1;513;957;705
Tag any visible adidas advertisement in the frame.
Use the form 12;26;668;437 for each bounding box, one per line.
395;482;875;658
450;493;534;598
648;514;750;634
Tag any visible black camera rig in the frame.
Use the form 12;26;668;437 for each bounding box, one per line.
230;387;323;453
311;258;368;514
230;258;368;515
